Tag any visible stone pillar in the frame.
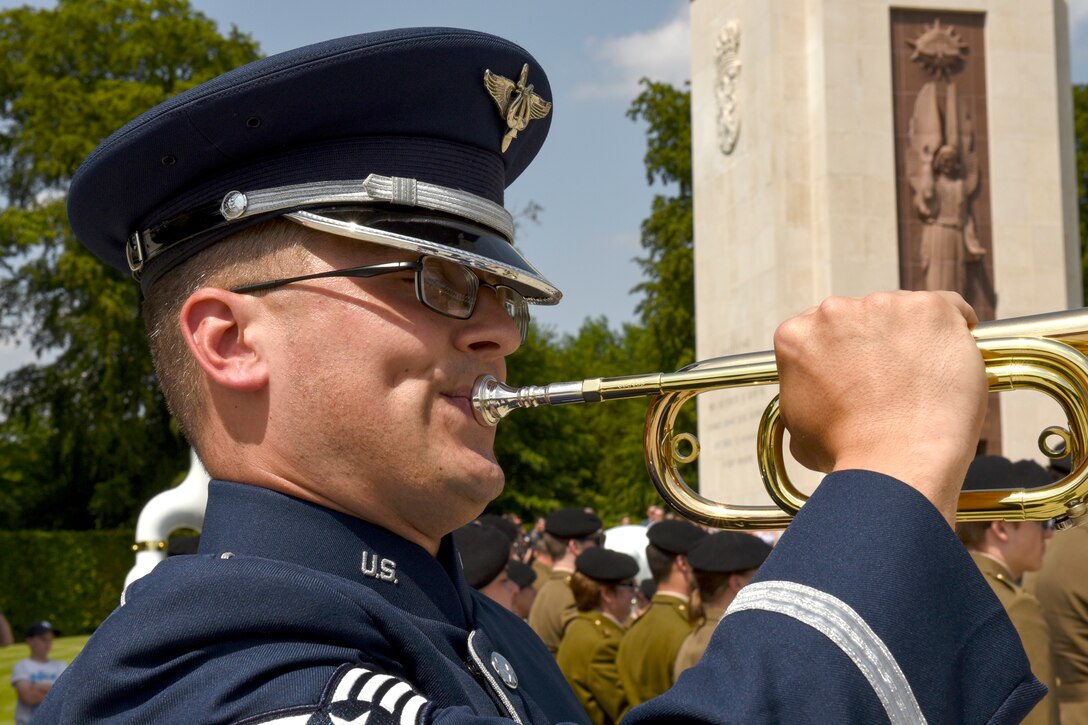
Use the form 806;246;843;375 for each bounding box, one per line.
690;0;1081;509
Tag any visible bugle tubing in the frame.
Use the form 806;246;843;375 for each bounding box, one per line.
472;308;1088;530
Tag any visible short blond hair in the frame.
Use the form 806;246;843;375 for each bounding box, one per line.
142;219;314;450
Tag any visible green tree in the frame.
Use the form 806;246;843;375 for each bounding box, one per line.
0;0;261;529
627;79;694;372
493;319;661;525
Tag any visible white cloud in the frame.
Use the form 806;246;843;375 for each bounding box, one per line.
1071;0;1088;26
575;4;691;100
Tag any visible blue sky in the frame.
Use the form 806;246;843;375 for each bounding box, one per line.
1;1;1087;375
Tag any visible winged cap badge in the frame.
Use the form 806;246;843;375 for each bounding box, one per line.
484;63;552;153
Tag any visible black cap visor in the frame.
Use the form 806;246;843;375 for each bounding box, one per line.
285;207;560;304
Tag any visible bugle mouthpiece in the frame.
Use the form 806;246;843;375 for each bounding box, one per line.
471;374;587;427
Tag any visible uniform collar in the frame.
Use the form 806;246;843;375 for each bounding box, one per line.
652;590;690;606
970;550;1020;587
198;480;473;628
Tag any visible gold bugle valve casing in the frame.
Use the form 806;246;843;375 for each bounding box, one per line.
471;308;1088;531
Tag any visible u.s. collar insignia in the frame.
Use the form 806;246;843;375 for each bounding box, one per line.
483;63;552;153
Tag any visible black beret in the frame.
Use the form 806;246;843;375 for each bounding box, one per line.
646;519;707;555
1049;454;1072;477
964;455;1051;491
575;548;639;585
479;514;520;544
687;531;772;574
507;560;537;589
68;28;559;300
454;524;510;589
544;508;602;539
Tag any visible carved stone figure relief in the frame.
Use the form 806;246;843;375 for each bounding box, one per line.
891;11;998;452
715;21;741;155
905;21;984;298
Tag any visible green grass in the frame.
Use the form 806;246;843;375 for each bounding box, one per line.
0;634;90;723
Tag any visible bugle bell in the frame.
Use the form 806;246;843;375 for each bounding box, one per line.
471;308;1088;531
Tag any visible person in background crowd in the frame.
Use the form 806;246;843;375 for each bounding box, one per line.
528;507;604;654
616;519;707;712
557;548;640;725
479;512;527;561
530;536;555;584
32;24;1047;723
0;610;13;647
1028;454;1088;724
673;531;772;678
453;522;519;613
633;579;655;620
957;455;1059;725
11;620;67;725
642;506;665;528
509;560;538;620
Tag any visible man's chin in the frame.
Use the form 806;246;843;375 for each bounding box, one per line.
460;456;506;503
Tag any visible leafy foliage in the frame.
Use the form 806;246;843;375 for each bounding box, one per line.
0;0;261;529
0;529;134;634
627;79;694;372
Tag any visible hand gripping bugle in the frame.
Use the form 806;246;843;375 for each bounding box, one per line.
472;309;1088;531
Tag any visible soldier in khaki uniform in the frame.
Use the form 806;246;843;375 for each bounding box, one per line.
673;530;772;678
616;519;707;713
957;455;1059;725
1029;485;1088;723
528;507;604;654
556;548;640;725
508;560;538;620
530;537;554;585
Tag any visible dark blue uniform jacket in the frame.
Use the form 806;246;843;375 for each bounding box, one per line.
38;471;1045;723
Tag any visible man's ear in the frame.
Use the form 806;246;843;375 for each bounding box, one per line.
180;288;270;392
989;520;1012;543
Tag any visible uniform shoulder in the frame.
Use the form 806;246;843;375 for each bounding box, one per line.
969;552;1020;597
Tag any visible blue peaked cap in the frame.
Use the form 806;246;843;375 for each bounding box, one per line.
67;27;558;299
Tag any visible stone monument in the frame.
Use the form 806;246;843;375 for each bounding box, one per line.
689;0;1081;508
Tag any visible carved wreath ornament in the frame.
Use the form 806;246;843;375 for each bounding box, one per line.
715;21;741;155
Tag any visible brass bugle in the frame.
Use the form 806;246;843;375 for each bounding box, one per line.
472;308;1088;531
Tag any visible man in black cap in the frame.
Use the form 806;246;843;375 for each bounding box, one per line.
508;560;539;620
615;519;706;711
673;531;772;678
36;24;1044;725
454;523;520;612
957;455;1059;725
1028;454;1088;723
528;507;604;654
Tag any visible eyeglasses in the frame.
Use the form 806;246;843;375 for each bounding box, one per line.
230;255;530;344
1041;519;1057;532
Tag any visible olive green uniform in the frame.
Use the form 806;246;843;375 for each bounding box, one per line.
528;568;577;655
556;612;626;725
1027;526;1088;724
673;604;725;680
616;592;694;714
971;552;1059;725
531;558;552;587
